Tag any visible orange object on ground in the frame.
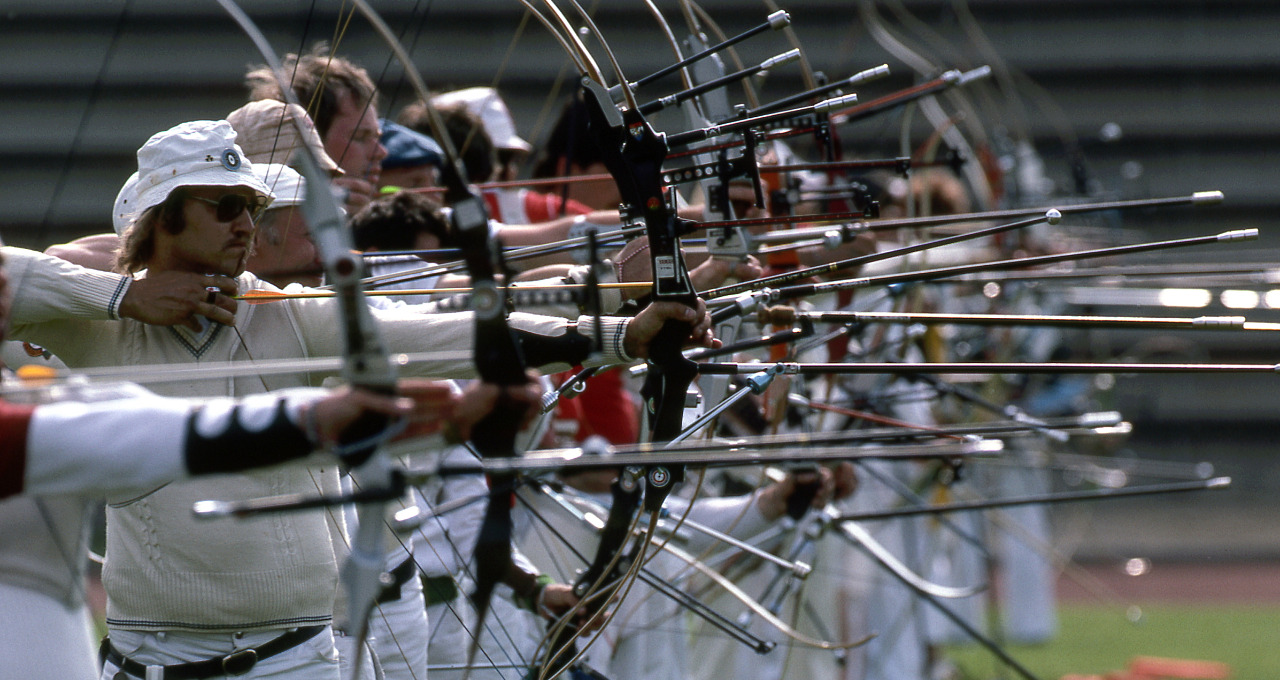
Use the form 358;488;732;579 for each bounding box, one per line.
1127;655;1231;679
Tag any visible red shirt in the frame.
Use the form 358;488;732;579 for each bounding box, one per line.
0;400;37;499
550;367;638;446
483;188;592;225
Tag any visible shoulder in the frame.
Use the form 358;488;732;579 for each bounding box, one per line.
238;271;273;291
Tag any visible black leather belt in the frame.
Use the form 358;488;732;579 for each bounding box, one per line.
100;625;326;679
374;556;419;605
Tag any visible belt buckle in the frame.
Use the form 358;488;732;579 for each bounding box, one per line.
221;649;258;676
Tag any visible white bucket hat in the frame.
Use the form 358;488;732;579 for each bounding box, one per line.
130;120;274;229
115;157;305;236
112;171;141;236
432;87;532;153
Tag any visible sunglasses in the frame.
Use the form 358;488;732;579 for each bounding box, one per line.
187;193;271;222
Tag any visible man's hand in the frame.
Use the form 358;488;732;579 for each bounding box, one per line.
613;236;762;297
307;379;458;450
334;175;378;214
538;583;608;633
689;254;762;292
623;299;716;359
453;371;543;441
756;466;841;521
118;272;239;330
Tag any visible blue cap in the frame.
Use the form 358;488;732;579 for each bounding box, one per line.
380;119;444;170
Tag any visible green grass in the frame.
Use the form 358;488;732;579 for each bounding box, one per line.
944;603;1280;679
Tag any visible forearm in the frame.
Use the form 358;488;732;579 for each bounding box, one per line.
349;304;635;379
511;312;634;373
3;246;130;323
497;210;623;270
12;389;327;498
44;233;121;272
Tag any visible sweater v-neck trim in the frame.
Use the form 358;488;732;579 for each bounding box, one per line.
166;322;227;359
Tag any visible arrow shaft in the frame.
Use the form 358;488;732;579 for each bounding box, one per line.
840;478;1231;521
789;310;1263;331
772;229;1255;298
698;361;1280;375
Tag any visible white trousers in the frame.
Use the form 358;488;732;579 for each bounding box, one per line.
370;574;429;680
0;582;98;680
427;593;535;680
334;628;384;680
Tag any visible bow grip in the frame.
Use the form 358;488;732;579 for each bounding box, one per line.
784;464;823;520
642;317;699;440
468;388;526;459
335;385;395;468
639;316;699;512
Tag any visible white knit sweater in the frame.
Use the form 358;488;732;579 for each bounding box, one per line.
8;263;633;633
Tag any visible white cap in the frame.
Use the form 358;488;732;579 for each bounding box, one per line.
432;87;532;153
227;99;343;177
130;120;274;232
255;163;306;209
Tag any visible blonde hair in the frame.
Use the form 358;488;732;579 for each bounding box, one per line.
245;43;380;139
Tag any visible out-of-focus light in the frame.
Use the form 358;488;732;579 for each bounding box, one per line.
1124;557;1151;577
1264;290;1280;308
1220;289;1260;309
1157;288;1211;308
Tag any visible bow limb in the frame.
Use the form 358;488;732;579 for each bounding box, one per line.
541;1;608;87
516;8;657;677
529;6;707;674
453;212;529;678
514;0;591;79
759;0;818;92
560;0;638;108
643;0;695;91
562;4;699;477
858;0;995;209
660;525;875;651
212;5;402;679
827;508;985;599
679;1;760;109
536;476;645;680
525;481;800;655
339;4;538;677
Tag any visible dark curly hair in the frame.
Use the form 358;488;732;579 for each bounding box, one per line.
349;191;454;252
397;101;495;184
